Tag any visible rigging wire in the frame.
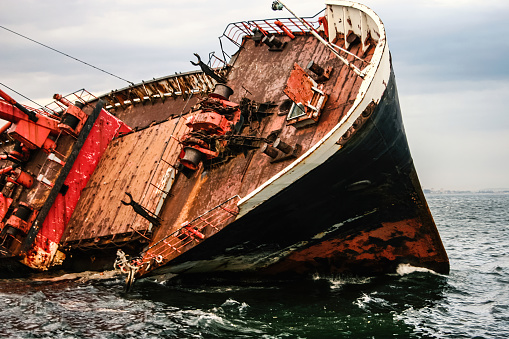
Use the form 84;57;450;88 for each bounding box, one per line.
0;25;135;86
0;81;44;109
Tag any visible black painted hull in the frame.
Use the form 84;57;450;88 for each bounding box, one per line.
148;69;450;278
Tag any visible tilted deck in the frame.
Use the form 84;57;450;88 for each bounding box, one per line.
60;2;448;277
63;28;374;263
0;1;448;277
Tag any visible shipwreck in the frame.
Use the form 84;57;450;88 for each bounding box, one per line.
0;1;449;283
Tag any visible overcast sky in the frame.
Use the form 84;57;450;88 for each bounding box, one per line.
1;0;508;191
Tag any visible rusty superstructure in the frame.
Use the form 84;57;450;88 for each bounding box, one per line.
0;88;131;276
0;1;449;281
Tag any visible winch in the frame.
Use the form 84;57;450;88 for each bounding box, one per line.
179;84;241;170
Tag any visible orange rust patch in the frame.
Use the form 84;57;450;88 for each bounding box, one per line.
271;217;440;273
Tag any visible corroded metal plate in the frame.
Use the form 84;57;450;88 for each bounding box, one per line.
61;118;188;246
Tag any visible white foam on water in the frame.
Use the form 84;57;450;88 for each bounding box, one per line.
312;273;373;289
354;293;373;309
396;264;438;276
31;270;121;283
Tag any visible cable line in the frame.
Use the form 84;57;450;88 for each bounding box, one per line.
0;81;44;109
0;25;135;86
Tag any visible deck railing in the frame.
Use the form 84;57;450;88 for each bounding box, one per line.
212;10;324;68
0;89;96;119
141;195;240;268
43;89;97;116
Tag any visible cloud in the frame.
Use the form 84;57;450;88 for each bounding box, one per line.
401;79;509;190
0;0;282;103
1;0;508;190
411;127;509;191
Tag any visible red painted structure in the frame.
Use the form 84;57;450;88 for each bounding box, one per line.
23;109;132;269
179;94;241;171
0;89;131;270
0;89;60;151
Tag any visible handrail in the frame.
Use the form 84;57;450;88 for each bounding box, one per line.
212;11;324;68
140;195;240;267
0;88;97;119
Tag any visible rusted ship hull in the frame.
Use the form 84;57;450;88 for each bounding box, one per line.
0;1;449;280
138;69;449;279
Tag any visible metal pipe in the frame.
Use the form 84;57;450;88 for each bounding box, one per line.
273;138;294;154
0;88;39;122
53;93;72;107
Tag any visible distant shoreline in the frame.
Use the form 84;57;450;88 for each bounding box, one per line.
424;189;509;195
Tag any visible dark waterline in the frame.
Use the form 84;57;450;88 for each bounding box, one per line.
0;193;508;338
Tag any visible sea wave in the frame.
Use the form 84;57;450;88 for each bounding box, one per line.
395;263;439;276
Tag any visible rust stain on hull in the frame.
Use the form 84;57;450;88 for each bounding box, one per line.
262;217;449;276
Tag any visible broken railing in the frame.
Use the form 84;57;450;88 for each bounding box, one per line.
0;88;97;119
139;195;240;271
214;11;324;68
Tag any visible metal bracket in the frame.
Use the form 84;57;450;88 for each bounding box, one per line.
121;192;161;227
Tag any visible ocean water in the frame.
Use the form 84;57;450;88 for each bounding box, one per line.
0;193;507;338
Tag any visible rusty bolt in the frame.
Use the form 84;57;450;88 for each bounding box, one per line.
261;143;279;159
273;138;294;154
